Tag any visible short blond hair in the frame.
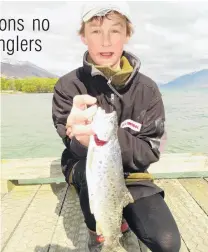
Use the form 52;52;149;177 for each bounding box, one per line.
78;11;134;37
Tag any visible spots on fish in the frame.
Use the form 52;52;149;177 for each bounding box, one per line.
86;109;133;247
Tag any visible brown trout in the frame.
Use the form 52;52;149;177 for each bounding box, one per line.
86;107;134;252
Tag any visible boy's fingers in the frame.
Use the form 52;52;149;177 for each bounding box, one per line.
66;105;97;126
83;104;97;120
66;126;72;136
72;124;95;136
73;95;97;109
66;108;82;127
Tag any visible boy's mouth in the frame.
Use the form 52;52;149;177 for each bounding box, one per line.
100;52;114;59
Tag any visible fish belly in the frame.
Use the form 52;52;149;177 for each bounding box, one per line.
88;140;134;237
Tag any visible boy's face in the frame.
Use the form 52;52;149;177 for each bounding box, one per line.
81;12;130;69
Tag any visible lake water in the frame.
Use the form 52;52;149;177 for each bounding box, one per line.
1;89;208;159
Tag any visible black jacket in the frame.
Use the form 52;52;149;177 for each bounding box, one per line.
52;50;166;180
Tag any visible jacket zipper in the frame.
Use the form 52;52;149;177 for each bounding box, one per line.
107;77;115;112
93;72;123;99
111;93;115;112
107;77;123;99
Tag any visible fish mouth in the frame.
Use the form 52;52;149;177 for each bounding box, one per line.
94;134;108;146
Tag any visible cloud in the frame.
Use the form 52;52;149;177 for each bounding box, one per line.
1;1;208;83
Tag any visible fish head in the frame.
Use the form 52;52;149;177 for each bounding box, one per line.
92;107;118;144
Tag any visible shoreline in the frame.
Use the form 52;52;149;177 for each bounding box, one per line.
1;90;24;94
1;90;53;94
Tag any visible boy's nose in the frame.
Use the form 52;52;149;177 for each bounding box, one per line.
101;34;112;47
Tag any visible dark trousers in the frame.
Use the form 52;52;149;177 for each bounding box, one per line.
70;160;181;252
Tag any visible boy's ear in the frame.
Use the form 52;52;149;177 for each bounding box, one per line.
124;35;130;44
81;34;88;45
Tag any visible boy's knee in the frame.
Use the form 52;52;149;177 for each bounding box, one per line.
156;230;181;252
72;159;87;187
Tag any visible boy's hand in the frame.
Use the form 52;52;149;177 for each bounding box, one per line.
66;95;97;146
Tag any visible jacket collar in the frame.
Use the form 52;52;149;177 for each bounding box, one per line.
83;50;141;87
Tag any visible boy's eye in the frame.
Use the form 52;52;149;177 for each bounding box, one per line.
112;30;120;33
92;30;100;34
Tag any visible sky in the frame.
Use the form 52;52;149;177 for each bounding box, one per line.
1;1;208;83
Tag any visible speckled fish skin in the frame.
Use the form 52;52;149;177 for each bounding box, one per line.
86;107;134;252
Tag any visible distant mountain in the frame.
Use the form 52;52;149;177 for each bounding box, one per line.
0;59;59;78
160;69;208;89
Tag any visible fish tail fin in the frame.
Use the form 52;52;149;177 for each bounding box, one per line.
101;243;127;252
101;238;127;252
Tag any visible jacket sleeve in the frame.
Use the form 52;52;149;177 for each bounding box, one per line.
52;77;87;159
117;86;166;173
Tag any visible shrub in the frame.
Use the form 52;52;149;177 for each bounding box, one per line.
0;77;58;93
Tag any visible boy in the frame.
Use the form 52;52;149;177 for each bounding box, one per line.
52;2;181;252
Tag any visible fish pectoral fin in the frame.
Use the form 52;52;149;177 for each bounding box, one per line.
123;191;134;208
96;221;102;236
89;199;94;214
86;144;94;171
